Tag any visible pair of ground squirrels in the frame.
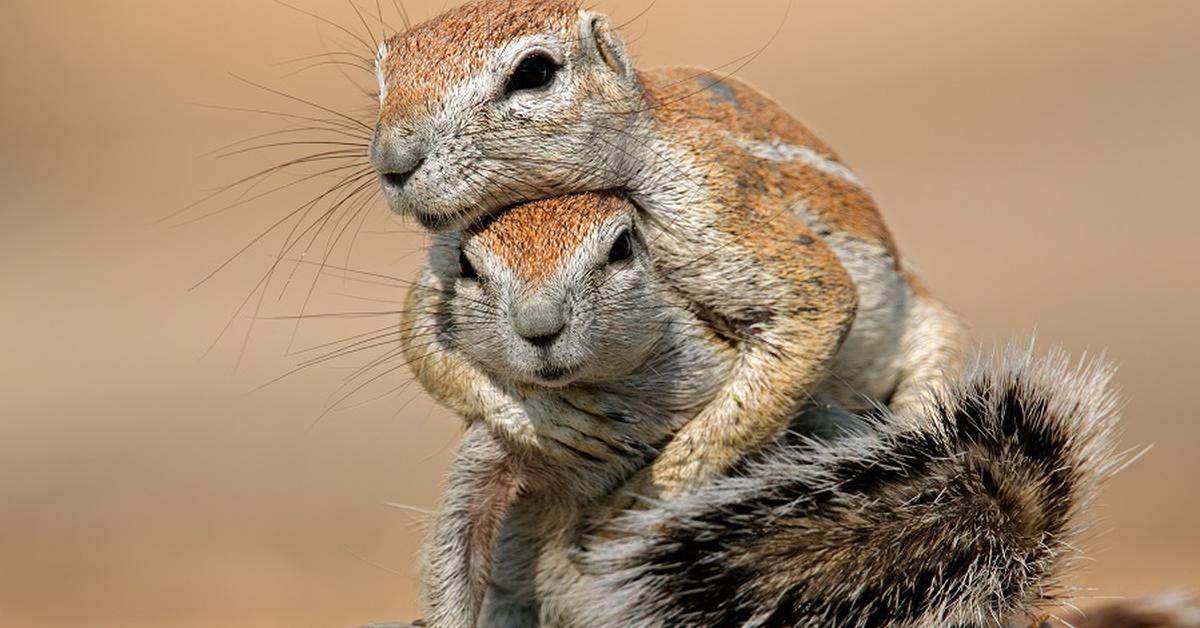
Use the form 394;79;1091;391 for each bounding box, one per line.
403;192;1122;627
341;0;1192;626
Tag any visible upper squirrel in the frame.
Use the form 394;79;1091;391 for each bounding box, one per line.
371;0;967;501
401;190;1125;627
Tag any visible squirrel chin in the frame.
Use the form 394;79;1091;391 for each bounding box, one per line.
527;364;582;388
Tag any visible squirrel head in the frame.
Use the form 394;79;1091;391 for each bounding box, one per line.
370;0;643;231
444;191;671;388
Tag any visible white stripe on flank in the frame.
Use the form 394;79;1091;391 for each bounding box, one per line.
729;135;864;187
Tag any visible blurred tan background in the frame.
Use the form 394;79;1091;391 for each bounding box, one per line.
2;1;1198;626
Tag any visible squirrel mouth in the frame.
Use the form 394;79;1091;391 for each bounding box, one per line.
533;364;579;387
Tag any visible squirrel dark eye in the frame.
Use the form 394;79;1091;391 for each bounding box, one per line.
607;229;633;264
459;250;479;280
506;53;557;93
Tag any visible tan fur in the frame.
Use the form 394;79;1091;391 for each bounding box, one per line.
401;281;487;423
611;66;913;492
640;68;898;254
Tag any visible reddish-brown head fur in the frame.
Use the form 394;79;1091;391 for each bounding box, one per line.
379;0;582;117
466;192;628;286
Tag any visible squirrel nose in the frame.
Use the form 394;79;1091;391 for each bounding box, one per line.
512;296;567;346
370;134;426;193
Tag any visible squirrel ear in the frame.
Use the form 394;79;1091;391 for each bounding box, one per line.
581;11;632;80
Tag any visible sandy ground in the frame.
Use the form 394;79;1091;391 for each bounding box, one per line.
1;1;1197;626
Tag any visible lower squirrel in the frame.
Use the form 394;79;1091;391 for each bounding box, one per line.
401;192;1127;627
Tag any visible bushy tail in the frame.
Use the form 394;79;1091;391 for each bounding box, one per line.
570;347;1125;627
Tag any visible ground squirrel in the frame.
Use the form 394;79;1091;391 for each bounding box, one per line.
405;191;746;626
398;190;1131;626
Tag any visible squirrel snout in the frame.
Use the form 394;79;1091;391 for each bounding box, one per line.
370;135;427;194
511;297;568;346
379;161;423;192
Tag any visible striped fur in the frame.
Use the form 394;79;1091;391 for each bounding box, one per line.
554;348;1123;627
